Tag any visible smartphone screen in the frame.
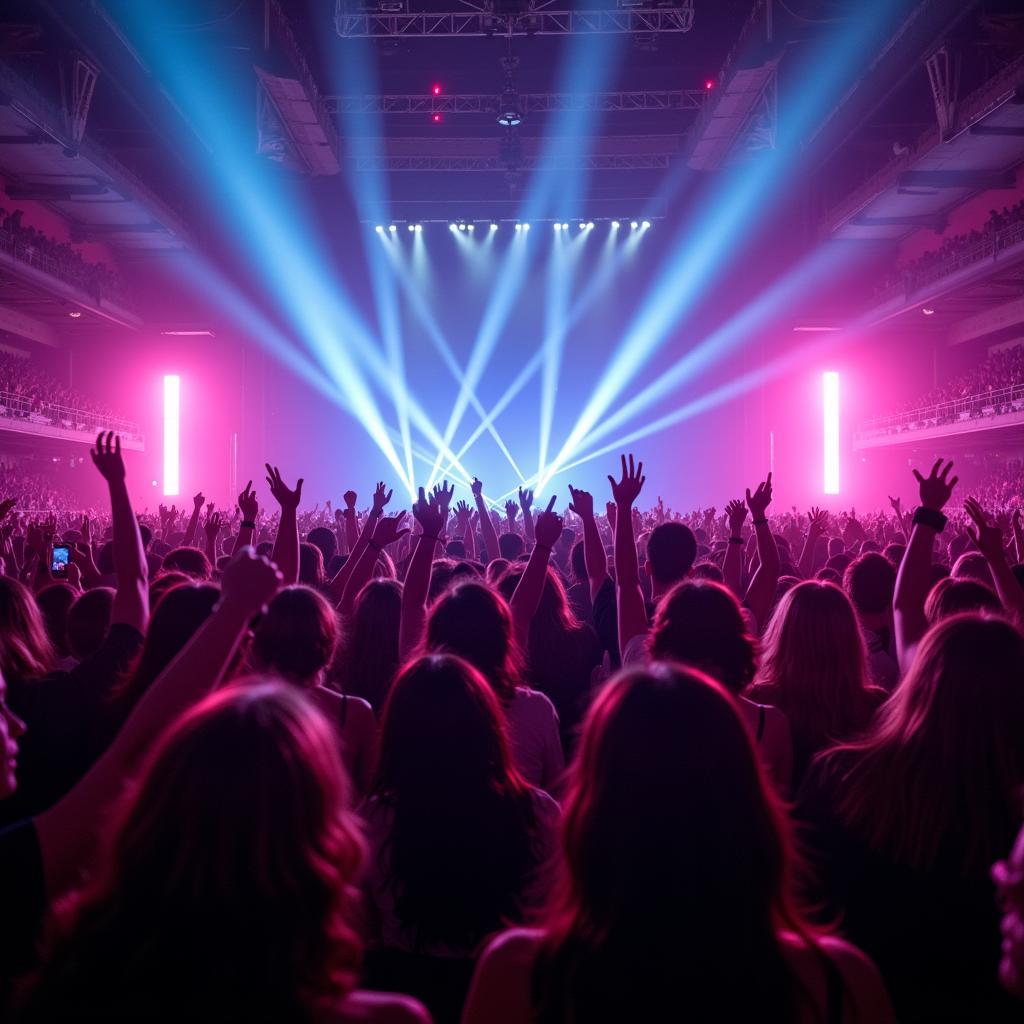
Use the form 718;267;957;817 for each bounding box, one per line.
51;544;70;577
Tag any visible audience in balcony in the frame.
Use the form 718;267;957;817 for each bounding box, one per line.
878;198;1024;296
0;207;126;304
0;354;136;438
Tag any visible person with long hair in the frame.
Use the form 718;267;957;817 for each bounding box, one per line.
19;682;427;1023
749;581;887;786
496;564;601;753
362;653;557;1022
250;584;378;794
799;613;1024;1021
647;579;793;788
335;578;402;716
0;577;55;683
463;664;893;1023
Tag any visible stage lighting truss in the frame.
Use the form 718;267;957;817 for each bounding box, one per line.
334;3;695;38
371;217;655;232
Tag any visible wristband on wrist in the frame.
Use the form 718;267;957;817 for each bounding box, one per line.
240;520;256;530
752;518;768;527
729;536;745;545
912;507;947;532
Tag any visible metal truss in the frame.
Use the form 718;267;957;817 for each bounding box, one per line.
335;3;694;38
350;152;671;171
323;89;706;115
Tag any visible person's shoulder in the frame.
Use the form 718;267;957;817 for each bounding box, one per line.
345;694;376;723
334;988;431;1024
514;686;557;713
621;632;649;667
479;926;545;970
529;786;562;822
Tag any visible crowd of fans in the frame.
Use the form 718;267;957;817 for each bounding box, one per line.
0;354;139;440
2;434;1024;1021
877;199;1024;299
863;342;1024;435
0;207;127;306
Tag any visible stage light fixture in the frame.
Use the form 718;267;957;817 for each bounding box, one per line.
561;222;568;230
587;222;594;230
704;79;715;90
375;225;384;233
522;223;530;231
515;223;522;232
642;220;651;229
612;220;620;228
450;223;457;231
388;224;397;233
467;224;475;231
631;220;639;229
432;113;442;123
415;224;423;232
490;223;498;231
579;222;586;231
432;84;442;96
407;224;415;232
68;310;82;318
458;223;466;231
922;307;935;316
554;223;562;231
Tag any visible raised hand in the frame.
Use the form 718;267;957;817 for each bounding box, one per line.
504;500;519;522
888;495;902;515
0;497;15;521
725;499;748;535
432;480;454;515
912;458;957;511
455;499;472;526
371;481;393;516
605;501;617;530
193;491;205;511
237;480;258;521
205;501;214;518
264;464;303;511
90;431;126;483
964;498;1004;561
608;453;645;507
203;511;222;540
518;487;534;513
219;547;282;619
745;473;773;520
372;511;409;548
413;487;446;539
534;495;562;548
471;477;484;499
807;506;829;534
567;485;594;519
343;490;357;512
80;514;91;544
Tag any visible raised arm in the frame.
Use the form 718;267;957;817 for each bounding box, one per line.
327;483;391;602
265;463;303;586
90;431;149;634
722;499;748;598
510;496;561;648
455;500;476;562
232;481;258;556
182;491;205;548
743;474;779;632
504;500;519;538
339;512;408;616
568;485;609;603
34;547;281;896
203;510;222;565
1013;509;1024;566
399;488;446;660
342;490;359;553
964;498;1024;626
472;477;500;565
609;454;649;658
798;507;828;581
894;459;957;672
519;487;535;546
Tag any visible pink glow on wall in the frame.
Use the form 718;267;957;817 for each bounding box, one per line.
163;374;180;496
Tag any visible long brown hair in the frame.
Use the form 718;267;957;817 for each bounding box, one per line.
814;613;1024;875
24;682;365;1022
532;664;826;1023
752;581;884;774
0;576;55;680
335;577;401;714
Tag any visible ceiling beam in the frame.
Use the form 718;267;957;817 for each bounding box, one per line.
897;168;1017;189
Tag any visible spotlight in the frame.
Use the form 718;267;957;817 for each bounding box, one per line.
579;222;586;231
432;113;442;124
408;224;415;232
450;223;457;231
642;220;651;229
704;78;715;91
561;222;568;230
467;224;475;231
388;224;397;233
921;307;935;316
515;223;522;232
375;225;384;233
458;223;466;231
554;223;562;231
415;224;423;232
68;310;82;318
631;221;639;229
611;220;620;228
497;90;523;127
490;223;498;231
522;223;530;231
587;222;594;230
432;84;442;96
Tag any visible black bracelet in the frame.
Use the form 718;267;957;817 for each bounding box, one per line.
752;518;768;527
729;537;745;545
240;520;256;530
912;507;947;532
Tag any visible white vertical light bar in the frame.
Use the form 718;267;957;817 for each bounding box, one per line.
163;374;180;497
823;371;839;495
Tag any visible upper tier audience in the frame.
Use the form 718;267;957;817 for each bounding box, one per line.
2;435;1024;1022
